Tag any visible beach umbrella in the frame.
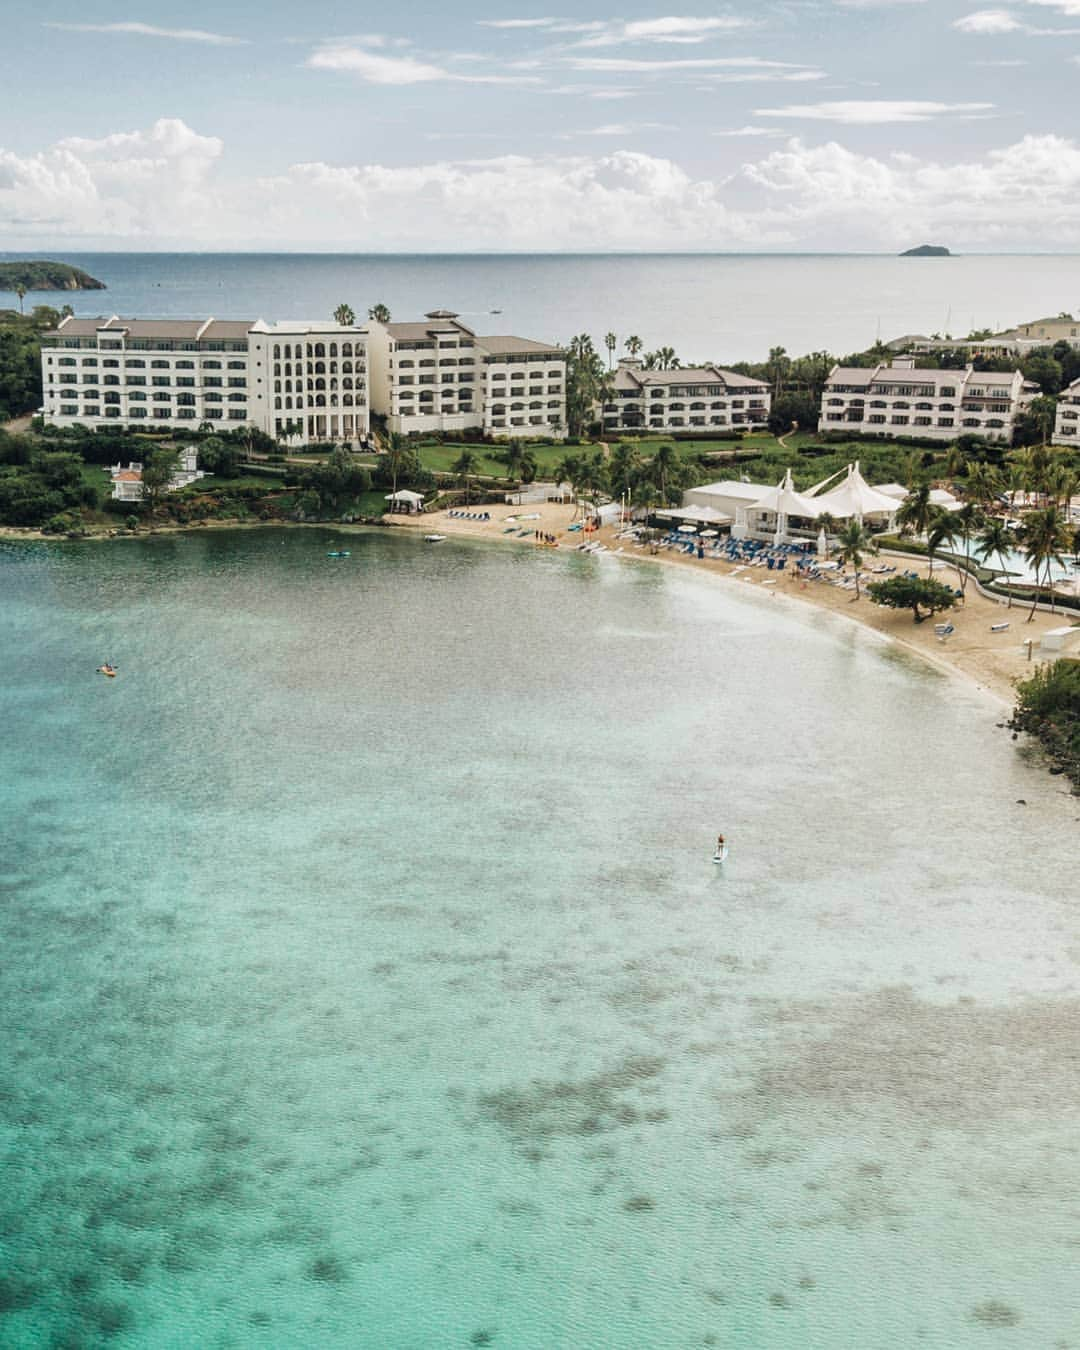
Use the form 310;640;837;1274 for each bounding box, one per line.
700;529;718;538
678;523;697;533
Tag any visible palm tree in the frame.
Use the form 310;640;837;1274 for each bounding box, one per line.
964;461;1001;513
334;303;356;326
766;345;789;399
655;346;679;371
368;303;391;324
975;516;1016;607
607;442;641;501
554;453;584;508
604;332;617;369
951;501;983;599
651;443;680;505
1018;506;1070;620
503;438;527;482
385;430;408;501
452;449;480;505
624;335;643;359
926;511;959;583
939;444;965;487
577;452;609;516
836;519;878;599
14;283;26;315
896;482;939;570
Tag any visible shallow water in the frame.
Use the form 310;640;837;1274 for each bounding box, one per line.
1;528;1077;1348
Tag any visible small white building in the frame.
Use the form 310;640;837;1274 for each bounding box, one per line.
1054;378;1080;446
108;446;205;501
819;356;1038;443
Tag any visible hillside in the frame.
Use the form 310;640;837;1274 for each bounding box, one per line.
0;261;106;292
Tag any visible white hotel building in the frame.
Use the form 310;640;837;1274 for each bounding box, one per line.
40;315;370;445
819;357;1038;444
366;311;566;438
1054;378;1080;446
602;362;770;435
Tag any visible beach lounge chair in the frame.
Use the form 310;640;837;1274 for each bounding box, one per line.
934;623;955;641
990;622;1010;632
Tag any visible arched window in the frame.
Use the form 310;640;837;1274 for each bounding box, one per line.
343;377;353;391
342;361;353;374
315;378;326;391
273;344;280;359
314;343;325;358
274;396;282;410
285;396;292;409
330;378;338;392
344;393;354;406
329;343;338;358
342;342;352;357
316;394;326;407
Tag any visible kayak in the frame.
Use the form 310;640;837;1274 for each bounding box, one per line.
97;666;117;678
326;550;351;557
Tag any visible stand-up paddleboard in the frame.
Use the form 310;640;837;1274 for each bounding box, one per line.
713;844;728;864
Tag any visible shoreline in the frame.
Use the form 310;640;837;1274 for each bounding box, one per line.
3;508;1071;710
386;503;1073;709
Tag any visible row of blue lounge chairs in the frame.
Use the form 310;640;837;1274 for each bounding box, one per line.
448;510;491;521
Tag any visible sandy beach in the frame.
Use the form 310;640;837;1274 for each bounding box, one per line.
391;501;1075;708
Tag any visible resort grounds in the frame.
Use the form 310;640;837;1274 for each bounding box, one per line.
391;500;1071;708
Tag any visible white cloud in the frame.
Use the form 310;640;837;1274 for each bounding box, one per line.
714;125;790;137
307;43;540;85
476;17;558;27
44;21;247;46
5;117;1080;252
1026;0;1080;13
953;10;1026;32
576;16;756;46
755;100;996;123
567;55;817;73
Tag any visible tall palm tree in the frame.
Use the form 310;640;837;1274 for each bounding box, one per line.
766;345;789;399
975;516;1016;608
452;449;480;505
607;442;641;501
836;519;877;599
334;303;356;326
624;335;643;359
604;332;617;369
896;482;939;569
651;443;680;504
951;501;983;598
569;333;594;361
926;511;960;583
385;430;408;501
1018;506;1070;620
368;303;391;324
503;437;526;482
554;453;584;507
577;452;609;516
14;283;26;315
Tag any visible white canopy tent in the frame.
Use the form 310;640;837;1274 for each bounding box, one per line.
746;470;824;545
809;462;899;523
385;489;425;514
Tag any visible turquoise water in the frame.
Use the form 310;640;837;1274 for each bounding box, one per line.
1;527;1078;1348
3;250;1079;362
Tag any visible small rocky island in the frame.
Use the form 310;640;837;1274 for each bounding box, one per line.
900;245;951;258
0;261;106;292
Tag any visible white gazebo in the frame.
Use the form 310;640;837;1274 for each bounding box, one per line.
385;489;425;515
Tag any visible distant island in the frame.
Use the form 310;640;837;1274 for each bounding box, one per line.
900;245;951;258
0;261;106;292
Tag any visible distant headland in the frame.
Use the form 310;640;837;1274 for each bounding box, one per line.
900;245;951;258
0;261;106;292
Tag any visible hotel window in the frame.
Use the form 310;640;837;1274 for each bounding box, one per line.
152;360;169;369
60;404;79;416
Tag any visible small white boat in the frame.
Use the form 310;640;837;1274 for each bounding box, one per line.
712;844;729;865
424;534;447;543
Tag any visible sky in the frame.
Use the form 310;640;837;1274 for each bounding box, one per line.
1;0;1078;251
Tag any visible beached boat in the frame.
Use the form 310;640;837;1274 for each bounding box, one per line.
326;550;351;558
424;534;447;543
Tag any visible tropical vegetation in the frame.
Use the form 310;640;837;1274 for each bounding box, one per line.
1011;658;1080;793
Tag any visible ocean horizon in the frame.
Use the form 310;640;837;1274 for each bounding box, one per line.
5;251;1078;363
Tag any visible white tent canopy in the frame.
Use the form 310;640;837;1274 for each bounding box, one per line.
748;470;823;521
385;489;425;504
873;482;962;512
811;462;899;519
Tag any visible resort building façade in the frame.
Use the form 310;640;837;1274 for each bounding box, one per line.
1054;378;1080;446
602;360;770;435
819;356;1038;444
40;316;371;445
365;311;566;439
